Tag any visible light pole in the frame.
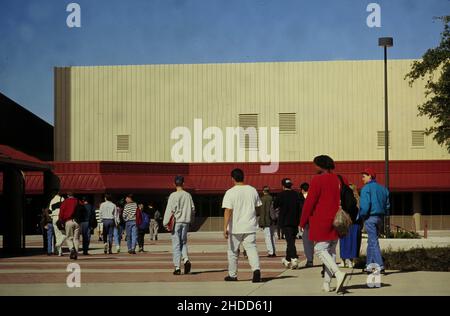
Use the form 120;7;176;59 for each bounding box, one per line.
378;37;393;237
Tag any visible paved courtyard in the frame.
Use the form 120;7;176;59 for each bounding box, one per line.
0;232;449;296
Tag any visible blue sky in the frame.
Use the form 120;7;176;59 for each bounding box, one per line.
0;0;449;124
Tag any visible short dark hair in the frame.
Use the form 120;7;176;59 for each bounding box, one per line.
313;155;335;170
126;194;134;200
300;182;309;192
105;193;112;201
263;186;270;193
174;175;184;186
231;168;244;182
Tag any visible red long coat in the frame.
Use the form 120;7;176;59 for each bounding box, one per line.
300;172;346;242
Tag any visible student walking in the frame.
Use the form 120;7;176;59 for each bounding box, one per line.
137;203;151;252
360;168;390;274
163;176;195;275
274;178;302;269
79;197;95;255
300;182;314;267
114;200;125;253
41;207;54;255
300;155;347;293
59;193;81;260
123;194;139;254
48;192;66;256
259;186;276;257
222;168;262;283
99;194;116;254
149;202;160;241
339;184;362;268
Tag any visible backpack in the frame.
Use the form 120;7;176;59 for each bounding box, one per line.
269;201;280;221
337;175;359;223
139;211;150;230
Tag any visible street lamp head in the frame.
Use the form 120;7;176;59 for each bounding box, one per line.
378;37;393;47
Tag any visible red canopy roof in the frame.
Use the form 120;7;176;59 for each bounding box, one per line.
1;160;449;194
0;144;51;171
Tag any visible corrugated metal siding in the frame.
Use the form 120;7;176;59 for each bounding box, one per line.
54;60;450;162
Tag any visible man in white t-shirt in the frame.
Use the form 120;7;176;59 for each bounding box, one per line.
222;168;262;283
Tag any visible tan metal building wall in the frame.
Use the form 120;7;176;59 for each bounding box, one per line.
54;60;449;162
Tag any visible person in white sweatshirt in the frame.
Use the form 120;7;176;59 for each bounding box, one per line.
48;192;66;256
163;175;195;275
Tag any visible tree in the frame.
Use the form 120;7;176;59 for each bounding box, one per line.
405;16;450;153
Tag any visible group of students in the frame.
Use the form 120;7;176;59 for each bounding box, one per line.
43;193;162;259
216;154;389;292
41;154;389;293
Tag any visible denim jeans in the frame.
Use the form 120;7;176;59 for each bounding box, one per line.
227;233;260;278
263;226;276;255
302;224;314;263
80;221;91;253
47;223;54;254
365;216;384;269
314;240;340;284
102;219;115;248
114;223;124;248
125;220;138;251
171;223;190;269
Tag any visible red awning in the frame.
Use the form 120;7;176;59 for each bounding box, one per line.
1;160;449;194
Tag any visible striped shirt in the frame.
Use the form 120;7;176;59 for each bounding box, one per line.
95;209;102;223
123;202;138;222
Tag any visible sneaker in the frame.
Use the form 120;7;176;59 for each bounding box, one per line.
128;250;133;254
184;260;191;274
47;253;53;256
131;250;137;255
83;251;89;255
335;271;347;293
290;258;299;269
346;259;353;268
281;258;291;268
305;261;314;268
139;248;144;253
173;269;181;275
104;243;108;254
155;236;158;241
224;275;238;281
339;261;346;268
116;247;120;254
322;282;332;292
252;269;261;283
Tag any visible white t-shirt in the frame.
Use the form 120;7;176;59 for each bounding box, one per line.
222;184;262;234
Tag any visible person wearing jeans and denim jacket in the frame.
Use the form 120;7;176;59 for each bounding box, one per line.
360;168;390;274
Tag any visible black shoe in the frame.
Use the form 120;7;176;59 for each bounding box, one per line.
252;269;261;283
267;254;277;258
128;250;133;254
155;236;158;241
184;260;191;274
224;275;238;281
108;250;113;255
83;252;89;255
173;269;181;275
132;250;137;254
305;261;314;268
47;253;52;256
70;248;77;260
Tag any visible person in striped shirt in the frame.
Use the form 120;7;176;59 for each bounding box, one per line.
123;194;139;254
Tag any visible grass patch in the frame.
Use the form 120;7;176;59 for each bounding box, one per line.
355;246;450;272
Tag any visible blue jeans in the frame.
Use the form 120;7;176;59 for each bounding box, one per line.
47;223;54;254
114;223;124;248
125;220;138;251
365;216;384;269
171;223;189;269
80;221;91;253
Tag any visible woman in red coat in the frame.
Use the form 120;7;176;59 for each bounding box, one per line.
300;155;347;293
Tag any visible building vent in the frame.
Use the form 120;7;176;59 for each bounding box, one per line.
279;113;296;133
238;114;258;149
377;131;391;147
117;135;130;151
412;130;425;147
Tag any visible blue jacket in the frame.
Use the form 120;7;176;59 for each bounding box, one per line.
359;180;390;218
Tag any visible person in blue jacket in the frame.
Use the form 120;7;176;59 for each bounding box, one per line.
360;168;390;274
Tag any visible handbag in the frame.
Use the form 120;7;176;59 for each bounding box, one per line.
333;182;353;237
